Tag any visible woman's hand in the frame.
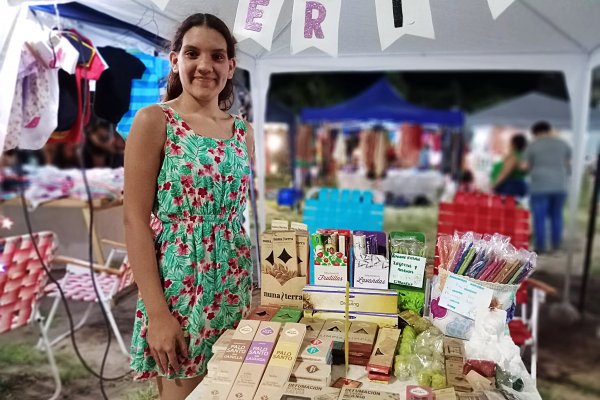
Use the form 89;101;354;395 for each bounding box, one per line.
147;313;189;374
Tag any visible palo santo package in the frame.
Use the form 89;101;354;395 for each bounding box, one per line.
261;221;309;308
213;329;235;352
253;323;306;400
227;321;281;400
210;320;261;400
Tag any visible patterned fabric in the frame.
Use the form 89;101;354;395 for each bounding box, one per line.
130;104;253;380
116;51;170;139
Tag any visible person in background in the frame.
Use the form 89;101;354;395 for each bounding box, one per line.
522;121;571;254
458;169;476;192
85;120;114;168
491;133;528;198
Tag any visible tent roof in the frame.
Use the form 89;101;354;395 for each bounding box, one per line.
468;92;600;131
301;78;464;125
23;0;600;73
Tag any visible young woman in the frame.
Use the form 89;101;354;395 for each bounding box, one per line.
491;133;528;198
124;13;254;399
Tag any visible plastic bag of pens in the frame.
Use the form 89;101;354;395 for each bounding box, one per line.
428;232;537;340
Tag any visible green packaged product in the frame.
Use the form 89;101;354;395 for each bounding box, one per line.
272;307;303;323
389;232;427;314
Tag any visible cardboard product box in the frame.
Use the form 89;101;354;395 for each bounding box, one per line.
456;393;487;400
271;220;290;231
298;338;333;364
367;328;401;376
310;230;351;287
272;307;303;323
433;388;457;400
261;232;275;273
299;317;326;340
247;305;281;321
304;310;399;328
273;231;299;275
443;337;466;363
446;358;472;393
280;382;340;400
338;387;400;400
213;329;236;352
207;351;224;378
290;361;332;385
405;385;434;400
227;321;282;400
302;286;398;315
261;230;305;308
254;323;307;400
296;230;310;278
317;319;346;342
367;371;392;383
348;356;369;366
210;320;261;400
348;321;378;358
353;254;390;290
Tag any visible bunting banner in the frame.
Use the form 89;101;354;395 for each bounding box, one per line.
374;0;435;51
486;0;516;19
233;0;286;51
290;0;342;56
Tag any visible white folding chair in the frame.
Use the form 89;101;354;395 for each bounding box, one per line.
41;239;134;356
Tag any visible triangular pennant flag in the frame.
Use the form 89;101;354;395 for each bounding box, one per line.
149;0;170;11
375;0;435;51
291;0;342;56
486;0;516;19
233;0;285;51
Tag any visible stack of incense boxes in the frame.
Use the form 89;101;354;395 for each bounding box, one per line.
347;321;379;366
366;327;401;384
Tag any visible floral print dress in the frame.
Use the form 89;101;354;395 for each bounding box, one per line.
130;104;253;380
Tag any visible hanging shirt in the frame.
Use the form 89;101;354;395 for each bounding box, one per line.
116;50;170;139
94;46;146;124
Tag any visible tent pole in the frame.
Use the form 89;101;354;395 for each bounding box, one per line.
563;62;592;312
250;66;270;288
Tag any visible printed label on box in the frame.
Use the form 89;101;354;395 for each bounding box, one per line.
244;341;275;364
439;274;494;320
354;254;389;289
389;253;426;288
313;264;347;287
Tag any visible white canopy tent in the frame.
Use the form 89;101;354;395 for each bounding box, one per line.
468;92;600;132
2;0;600;305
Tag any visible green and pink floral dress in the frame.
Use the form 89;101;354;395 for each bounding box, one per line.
130;104;253;380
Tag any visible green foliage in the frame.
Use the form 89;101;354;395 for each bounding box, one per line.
126;384;158;400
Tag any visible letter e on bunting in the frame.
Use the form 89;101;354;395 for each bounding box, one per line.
486;0;516;19
375;0;435;51
234;0;285;51
291;0;342;56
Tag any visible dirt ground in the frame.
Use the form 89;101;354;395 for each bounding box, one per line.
2;205;600;399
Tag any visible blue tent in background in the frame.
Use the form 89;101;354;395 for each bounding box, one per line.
301;78;464;126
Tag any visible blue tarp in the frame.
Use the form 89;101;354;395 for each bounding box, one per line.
301;78;464;126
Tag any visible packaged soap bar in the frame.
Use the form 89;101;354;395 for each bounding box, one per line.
298;337;333;363
227;321;281;400
406;385;434;400
254;323;307;400
291;360;332;385
272;307;303;323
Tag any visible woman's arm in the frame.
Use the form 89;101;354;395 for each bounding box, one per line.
124;105;188;373
493;154;518;188
244;118;255;165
